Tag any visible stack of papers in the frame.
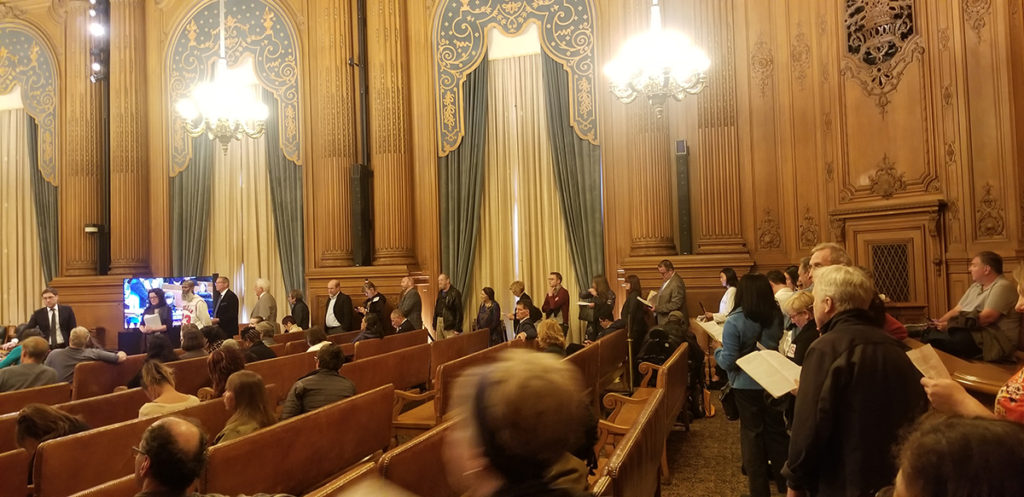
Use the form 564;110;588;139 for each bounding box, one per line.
906;344;952;380
736;350;801;398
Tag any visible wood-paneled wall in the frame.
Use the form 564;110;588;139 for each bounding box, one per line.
4;0;1021;342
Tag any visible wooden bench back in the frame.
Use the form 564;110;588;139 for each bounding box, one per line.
0;382;72;415
245;351;317;390
341;344;431;393
596;329;627;389
327;330;361;345
565;341;602;409
284;340;310;356
603;389;669;497
378;420;457;497
166;355;212;395
383;329;428;350
655;343;689;425
428;329;489;385
302;462;377;497
200;385;395;496
68;474;135;497
33;398;233;497
0;449;29;497
353;338;385;360
71;353;146;400
435;342;511;418
271;330;309;344
267;342;286;356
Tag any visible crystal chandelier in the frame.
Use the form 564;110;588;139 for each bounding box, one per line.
604;0;710;117
175;0;267;153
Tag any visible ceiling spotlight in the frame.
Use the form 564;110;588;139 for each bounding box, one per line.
89;0;97;4
91;62;102;72
88;22;105;37
89;8;97;17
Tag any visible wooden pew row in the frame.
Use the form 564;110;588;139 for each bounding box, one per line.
71;353;147;400
267;342;286;356
566;340;602;411
302;462;378;497
32;397;234;497
199;385;395;496
0;449;29;497
352;329;429;361
595;329;628;393
0;383;72;416
341;344;431;407
0;388;150;454
905;338;1019;395
378;420;457;497
165;355;212;395
428;329;489;387
68;475;135;497
245;351;317;394
593;389;669;496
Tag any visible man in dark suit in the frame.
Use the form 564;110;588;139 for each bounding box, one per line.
513;301;537;340
325;279;354;333
211;276;239;339
397;276;423;329
391;309;416;334
26;287;76;348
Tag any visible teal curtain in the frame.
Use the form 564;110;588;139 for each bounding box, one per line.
170;137;214;276
541;53;605;290
439;59;489;294
27;115;58;283
261;88;305;294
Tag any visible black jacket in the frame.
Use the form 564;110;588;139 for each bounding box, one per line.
516;318;538;340
783;309;927;497
212;289;239;337
326;292;354;331
245;341;278;362
26;305;76;346
433;286;463;332
290;299;310;329
395;319;416;334
512;293;542;332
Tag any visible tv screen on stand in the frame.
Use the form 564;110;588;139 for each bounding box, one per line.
123;276;216;329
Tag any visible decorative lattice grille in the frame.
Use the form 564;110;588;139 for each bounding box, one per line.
871;243;911;302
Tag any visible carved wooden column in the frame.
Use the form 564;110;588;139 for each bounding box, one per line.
107;0;149;275
60;1;105;276
628;105;678;256
309;0;357;268
365;0;415;265
693;0;746;253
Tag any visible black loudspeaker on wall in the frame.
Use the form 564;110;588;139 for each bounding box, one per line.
675;140;693;255
351;164;374;266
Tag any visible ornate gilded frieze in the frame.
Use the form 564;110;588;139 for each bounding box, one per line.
975;182;1005;238
867;155;907;199
799;208;819;248
840;0;924;115
0;22;59;185
963;0;992;37
167;0;301;175
433;0;597;156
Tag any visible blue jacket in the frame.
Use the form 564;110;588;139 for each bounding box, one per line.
714;307;783;390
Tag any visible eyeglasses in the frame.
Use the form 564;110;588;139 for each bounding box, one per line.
131;446;146;457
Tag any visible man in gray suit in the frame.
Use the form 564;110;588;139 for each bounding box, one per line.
250;278;278;323
397;276;423;329
653;259;688;325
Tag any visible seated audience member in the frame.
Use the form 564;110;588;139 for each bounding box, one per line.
131;417;209;496
306;326;329;352
256;321;277;346
352;314;384;343
201;325;225;353
178;324;208;360
0;327;44;369
779;291;817;366
513;300;538;341
241;326;277;362
200;346;247;401
16;403;89;482
0;337;58;392
884;414;1024;497
784;265;927;497
138;360;200;418
796;256;812;289
391;309;416;335
214;370;276;444
445;349;591;497
537;319;567;356
128;333;179;388
280;344;355;420
281;315;303;334
44;326;127;383
924;251;1020;361
585;307;622;343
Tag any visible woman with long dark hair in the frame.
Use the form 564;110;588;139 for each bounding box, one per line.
214;370;276;444
620;274;648;344
139;288;172;352
704;267;738;324
713;273;788;497
582;274;616;342
475;287;504;345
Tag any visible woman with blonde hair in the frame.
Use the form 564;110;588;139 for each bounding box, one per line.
537;319;567;356
779;291;817;366
214;370;276;444
138;360;200;417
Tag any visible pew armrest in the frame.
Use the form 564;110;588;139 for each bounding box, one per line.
636;361;662;388
602;392;646;411
393;388;437;418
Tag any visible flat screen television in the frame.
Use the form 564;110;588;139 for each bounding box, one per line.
123;276;216;329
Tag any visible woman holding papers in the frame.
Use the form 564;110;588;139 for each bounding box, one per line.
712;273;788;497
704;267;738;324
779;291;818;365
620;275;649;344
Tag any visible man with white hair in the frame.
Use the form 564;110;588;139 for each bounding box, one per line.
783;265;926;497
250;278;278;323
44;326;127;383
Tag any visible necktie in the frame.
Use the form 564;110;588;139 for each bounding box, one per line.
49;308;57;348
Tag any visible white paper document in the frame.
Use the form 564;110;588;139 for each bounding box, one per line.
697;319;724;343
736;350;802;398
906;344;952;380
143;313;162;329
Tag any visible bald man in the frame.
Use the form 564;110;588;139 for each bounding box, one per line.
324;279;354;333
133;417;208;496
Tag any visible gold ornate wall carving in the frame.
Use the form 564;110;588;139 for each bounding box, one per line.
962;0;992;37
840;0;924;115
975;182;1005;238
757;209;781;250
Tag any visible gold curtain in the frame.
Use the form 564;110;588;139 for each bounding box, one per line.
0;108;46;325
203;100;288;323
465;54;582;343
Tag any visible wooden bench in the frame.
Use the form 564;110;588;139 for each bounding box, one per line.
565;341;602;411
0;449;29;497
68;475;135;497
165;355;212;395
593;389;669;496
378;420;458;497
268;330;309;345
906;338;1019;395
284;340;355;357
0;382;72;415
199;385;395;496
32;398;234;497
71;353;146;400
327;329;362;345
353;329;428;361
341;344;431;413
302;461;378;497
595;329;628;392
245;351;317;392
267;342;286;356
427;329;489;387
